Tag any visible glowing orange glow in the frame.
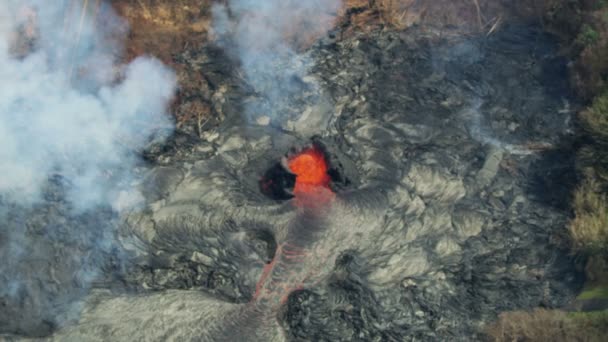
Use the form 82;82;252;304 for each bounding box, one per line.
288;147;330;193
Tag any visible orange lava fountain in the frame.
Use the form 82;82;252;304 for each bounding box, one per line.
287;147;333;203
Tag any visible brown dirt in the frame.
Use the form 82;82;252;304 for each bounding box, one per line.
111;0;213;64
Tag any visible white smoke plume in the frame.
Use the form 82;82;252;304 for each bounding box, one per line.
212;0;342;123
0;0;175;336
0;0;175;207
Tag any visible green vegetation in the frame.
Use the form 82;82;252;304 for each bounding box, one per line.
581;89;608;146
578;286;608;300
541;0;608;98
568;180;608;254
577;24;600;46
568;310;608;321
581;89;608;183
568;310;608;334
484;309;608;342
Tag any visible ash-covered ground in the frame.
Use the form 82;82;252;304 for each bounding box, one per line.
2;19;583;342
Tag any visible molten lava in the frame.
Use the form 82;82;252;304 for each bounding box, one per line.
288;147;331;194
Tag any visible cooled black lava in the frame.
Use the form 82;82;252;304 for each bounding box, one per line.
260;163;296;200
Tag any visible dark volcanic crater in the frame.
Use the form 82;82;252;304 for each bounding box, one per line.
4;25;583;341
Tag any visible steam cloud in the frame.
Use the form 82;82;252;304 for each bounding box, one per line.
0;0;175;206
212;0;342;123
0;0;175;335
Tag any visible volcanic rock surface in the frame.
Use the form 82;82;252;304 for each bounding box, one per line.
4;24;583;341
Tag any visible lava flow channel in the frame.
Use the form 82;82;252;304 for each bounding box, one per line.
250;148;334;307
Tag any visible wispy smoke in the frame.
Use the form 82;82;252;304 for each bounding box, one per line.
212;0;342;124
0;0;175;206
0;0;175;335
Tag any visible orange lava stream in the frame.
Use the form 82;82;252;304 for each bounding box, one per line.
252;149;335;309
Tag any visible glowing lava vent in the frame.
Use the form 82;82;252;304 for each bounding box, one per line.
259;145;336;203
287;146;331;195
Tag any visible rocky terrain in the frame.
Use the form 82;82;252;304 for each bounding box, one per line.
0;1;590;341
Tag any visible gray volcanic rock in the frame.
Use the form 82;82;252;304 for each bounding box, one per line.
4;25;583;341
0;180;123;337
